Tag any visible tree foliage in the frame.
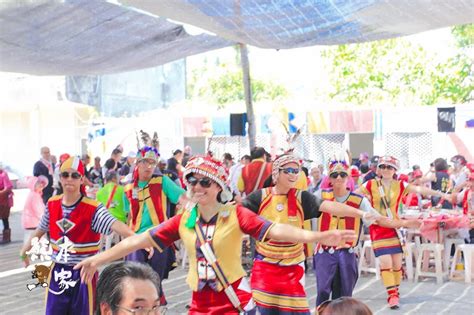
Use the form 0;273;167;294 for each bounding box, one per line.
319;24;473;105
187;57;288;108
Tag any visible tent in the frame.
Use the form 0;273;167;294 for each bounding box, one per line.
0;0;472;75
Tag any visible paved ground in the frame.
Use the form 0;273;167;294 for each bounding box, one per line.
1;195;473;314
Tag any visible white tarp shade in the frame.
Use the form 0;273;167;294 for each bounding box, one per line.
1;0;472;76
0;0;232;75
121;0;474;48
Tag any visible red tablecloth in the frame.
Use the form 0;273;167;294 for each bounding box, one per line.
419;214;470;242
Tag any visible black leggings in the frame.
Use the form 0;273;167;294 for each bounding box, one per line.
2;218;9;230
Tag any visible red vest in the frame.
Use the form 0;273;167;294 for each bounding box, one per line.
318;189;363;249
48;195;101;256
124;176;167;232
241;159;272;195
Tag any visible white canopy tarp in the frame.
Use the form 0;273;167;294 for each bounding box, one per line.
0;0;232;75
121;0;474;48
0;0;472;75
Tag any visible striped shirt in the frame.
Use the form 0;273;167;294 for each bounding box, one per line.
38;196;116;265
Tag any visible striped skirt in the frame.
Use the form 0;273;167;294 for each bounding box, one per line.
250;260;310;314
369;225;403;257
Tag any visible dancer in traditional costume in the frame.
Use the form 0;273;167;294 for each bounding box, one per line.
313;155;381;308
76;155;357;315
20;157;135;315
242;153;375;315
123;131;186;305
357;156;449;309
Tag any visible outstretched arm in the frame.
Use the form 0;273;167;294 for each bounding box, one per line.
409;185;449;200
375;216;422;229
74;232;153;284
267;223;356;247
320;200;365;218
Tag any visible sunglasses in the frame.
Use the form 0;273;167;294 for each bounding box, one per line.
187;176;213;188
379;164;395;170
329;172;348;179
279;167;300;175
60;171;82;179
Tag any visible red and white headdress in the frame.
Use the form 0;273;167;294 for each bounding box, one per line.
272;154;301;184
183;156;232;202
378;156;400;171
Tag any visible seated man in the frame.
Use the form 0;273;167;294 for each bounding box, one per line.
95;261;164;315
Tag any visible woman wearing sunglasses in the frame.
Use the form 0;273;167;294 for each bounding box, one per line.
76;155;357;314
241;153;376;315
356;156;450;309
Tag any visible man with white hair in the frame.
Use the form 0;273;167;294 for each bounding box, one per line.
33;146;55;203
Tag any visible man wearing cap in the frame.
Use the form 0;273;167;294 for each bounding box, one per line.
20;156;136;315
123;146;186;305
314;157;380;308
96;170;127;249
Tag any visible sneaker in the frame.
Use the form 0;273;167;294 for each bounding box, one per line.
388;295;400;309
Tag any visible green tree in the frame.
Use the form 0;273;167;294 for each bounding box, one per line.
319;24;473;105
427;24;473;104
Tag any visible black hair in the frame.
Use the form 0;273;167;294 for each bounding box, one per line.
250;147;266;160
360;164;369;174
434;158;448;172
173;149;183;156
95;261;161;315
104;158;116;170
223;153;233;161
241;155;251;161
301;166;309;177
111;148;122;156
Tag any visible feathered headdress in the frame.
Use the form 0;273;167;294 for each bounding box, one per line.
135;130;160;162
328;150;351;175
206;132;215;157
280;122;304;154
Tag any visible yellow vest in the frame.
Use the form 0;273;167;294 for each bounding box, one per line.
256;188;305;265
179;203;247;292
